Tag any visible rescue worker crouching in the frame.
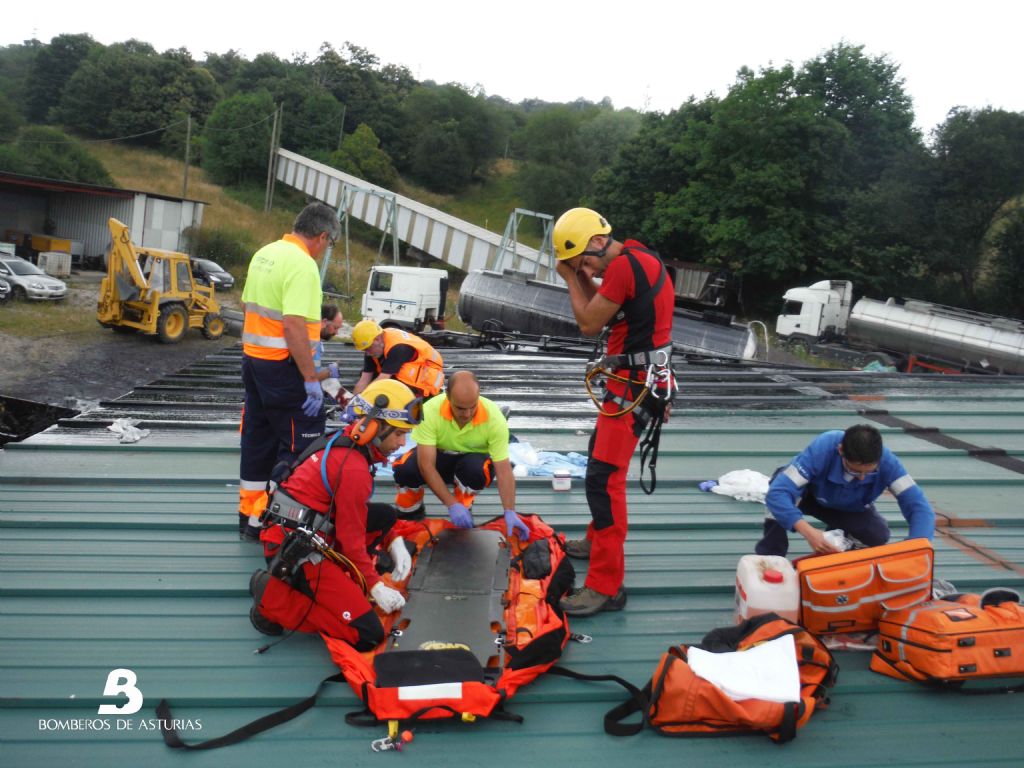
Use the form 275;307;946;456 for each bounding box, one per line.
249;379;422;651
351;320;444;398
392;370;528;540
757;424;935;556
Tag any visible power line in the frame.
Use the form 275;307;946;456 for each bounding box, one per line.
14;109;278;144
15;119;188;144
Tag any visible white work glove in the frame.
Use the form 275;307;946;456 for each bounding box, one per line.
371;581;406;614
389;536;412;581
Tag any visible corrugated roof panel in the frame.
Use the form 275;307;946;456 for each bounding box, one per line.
2;345;1023;766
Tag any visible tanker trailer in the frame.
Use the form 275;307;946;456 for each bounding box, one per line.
775;279;1024;374
459;268;758;360
848;297;1024;374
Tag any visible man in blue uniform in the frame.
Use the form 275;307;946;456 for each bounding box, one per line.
757;424;935;555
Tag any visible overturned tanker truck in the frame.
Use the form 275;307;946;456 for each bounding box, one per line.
457;269;758;360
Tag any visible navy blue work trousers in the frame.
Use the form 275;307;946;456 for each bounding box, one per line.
240;356;325;489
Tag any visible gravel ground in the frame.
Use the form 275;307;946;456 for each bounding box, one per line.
0;271;240;409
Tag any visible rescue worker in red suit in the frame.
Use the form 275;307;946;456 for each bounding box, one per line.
552;208;675;616
249;379;421;650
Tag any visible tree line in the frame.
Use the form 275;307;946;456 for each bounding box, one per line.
1;35;1023;317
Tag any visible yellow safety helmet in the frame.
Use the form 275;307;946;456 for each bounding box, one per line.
351;379;423;432
352;319;383;351
553;207;612;261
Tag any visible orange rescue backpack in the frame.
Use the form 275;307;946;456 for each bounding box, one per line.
561;614;838;743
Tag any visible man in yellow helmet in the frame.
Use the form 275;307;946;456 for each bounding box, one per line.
250;379;422;646
351;320;444;398
238;202;340;541
551;207;676;617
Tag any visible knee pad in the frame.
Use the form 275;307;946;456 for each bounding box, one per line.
350;610;385;651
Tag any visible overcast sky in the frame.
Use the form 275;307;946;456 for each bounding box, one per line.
6;0;1022;135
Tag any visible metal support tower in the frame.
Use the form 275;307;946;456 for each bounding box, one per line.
495;208;555;281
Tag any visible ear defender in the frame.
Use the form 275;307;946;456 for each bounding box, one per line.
350;393;391;446
349;416;379;446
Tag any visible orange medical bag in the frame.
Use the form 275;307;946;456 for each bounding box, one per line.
871;590;1024;686
796;538;933;634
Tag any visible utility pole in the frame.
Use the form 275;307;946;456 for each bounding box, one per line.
182;114;192;199
336;103;347;151
264;105;280;212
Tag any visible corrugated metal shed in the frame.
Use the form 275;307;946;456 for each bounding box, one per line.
2;345;1023;767
0;171;207;260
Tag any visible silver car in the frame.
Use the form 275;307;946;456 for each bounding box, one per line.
0;276;10;303
0;256;68;300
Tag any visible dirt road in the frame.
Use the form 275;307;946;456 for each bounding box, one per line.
0;272;239;409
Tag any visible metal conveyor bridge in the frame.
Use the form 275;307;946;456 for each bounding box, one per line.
274;148;553;282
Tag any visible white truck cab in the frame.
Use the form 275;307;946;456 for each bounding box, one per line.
775;280;853;341
360;265;448;332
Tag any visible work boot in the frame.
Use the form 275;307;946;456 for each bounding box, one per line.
239;513;262;542
248;571;284;635
559;586;627;617
564;538;592;560
249;569;269;600
249;604;284;636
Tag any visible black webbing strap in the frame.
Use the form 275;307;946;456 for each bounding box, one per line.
776;701;799;743
547;665;649;736
638;401;666;495
157;672;346;750
858;409;1024;476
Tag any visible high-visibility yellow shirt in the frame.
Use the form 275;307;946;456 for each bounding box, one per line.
411;395;509;462
241;234;321;360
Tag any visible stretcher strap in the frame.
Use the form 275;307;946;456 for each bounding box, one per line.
157;672;346;750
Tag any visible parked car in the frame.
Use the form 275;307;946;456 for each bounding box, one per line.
0;256;67;300
0;276;10;303
190;258;235;290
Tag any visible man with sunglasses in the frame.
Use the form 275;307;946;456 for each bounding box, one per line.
757;424;935;556
238;202;341;541
249;379;420;647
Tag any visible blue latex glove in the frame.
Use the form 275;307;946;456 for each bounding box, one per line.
503;509;529;541
327;362;340;379
447;502;473;529
301;381;324;418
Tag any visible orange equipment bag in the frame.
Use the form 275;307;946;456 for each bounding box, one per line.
871;589;1024;690
599;614;838;743
796;538;934;634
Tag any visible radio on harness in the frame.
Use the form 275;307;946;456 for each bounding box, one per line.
261;488;329;532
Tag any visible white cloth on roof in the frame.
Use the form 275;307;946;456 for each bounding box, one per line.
709;469;771;503
107;418;150;444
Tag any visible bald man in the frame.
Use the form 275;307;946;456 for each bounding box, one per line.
392;371;528;538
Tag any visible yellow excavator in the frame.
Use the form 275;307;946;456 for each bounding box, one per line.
97;218;225;343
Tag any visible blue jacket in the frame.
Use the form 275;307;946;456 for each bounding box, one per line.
765;431;934;540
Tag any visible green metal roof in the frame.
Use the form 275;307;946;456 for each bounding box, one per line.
3;345;1024;767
